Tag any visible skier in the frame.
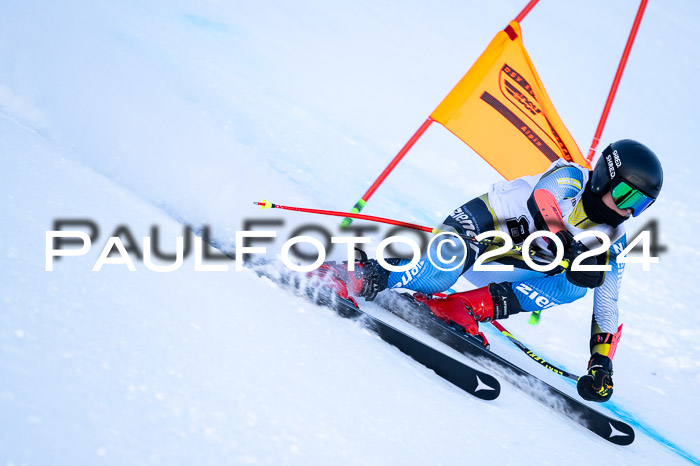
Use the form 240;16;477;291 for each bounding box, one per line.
316;139;663;403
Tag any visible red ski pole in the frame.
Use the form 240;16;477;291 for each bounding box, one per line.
253;200;566;266
255;200;441;234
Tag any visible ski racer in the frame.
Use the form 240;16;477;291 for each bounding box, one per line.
316;139;663;403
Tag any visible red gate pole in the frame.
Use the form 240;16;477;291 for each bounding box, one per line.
513;0;540;23
340;0;541;228
586;0;649;163
340;117;433;228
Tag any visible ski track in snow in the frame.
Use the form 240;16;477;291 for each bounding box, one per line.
1;0;699;464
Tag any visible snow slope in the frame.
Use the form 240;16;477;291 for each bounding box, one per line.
1;0;699;464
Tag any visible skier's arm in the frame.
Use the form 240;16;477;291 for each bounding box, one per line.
577;235;626;403
524;166;603;289
591;235;626;338
527;165;585;234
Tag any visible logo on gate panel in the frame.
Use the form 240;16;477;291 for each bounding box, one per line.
497;63;573;162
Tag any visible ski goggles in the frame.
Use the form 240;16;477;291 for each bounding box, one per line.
610;180;655;217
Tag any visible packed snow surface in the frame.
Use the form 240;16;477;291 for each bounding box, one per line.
1;1;699;464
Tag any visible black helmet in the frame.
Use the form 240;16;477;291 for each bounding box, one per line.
590;139;663;216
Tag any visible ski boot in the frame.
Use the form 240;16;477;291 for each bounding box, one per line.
307;258;391;305
414;283;519;348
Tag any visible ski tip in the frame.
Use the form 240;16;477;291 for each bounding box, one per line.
606;419;635;446
471;374;500;400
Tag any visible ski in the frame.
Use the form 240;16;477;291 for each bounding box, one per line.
184;225;630;443
181;226;501;401
266;270;501;401
328;294;500;401
374;291;636;446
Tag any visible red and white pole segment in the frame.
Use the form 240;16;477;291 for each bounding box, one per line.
587;0;649;163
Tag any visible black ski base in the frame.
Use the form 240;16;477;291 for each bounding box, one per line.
181;225;631;445
182;237;503;402
375;291;635;446
316;290;500;401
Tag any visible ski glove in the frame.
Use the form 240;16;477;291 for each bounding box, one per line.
546;230;574;256
547;231;605;289
577;353;613;402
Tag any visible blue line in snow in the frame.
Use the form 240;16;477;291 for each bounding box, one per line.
560;377;700;465
602;400;700;465
493;330;700;464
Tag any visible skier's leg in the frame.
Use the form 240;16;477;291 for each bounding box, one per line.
509;272;588;312
417;257;587;344
419;272;585;333
414;282;523;345
385;195;496;294
311;195;496;300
